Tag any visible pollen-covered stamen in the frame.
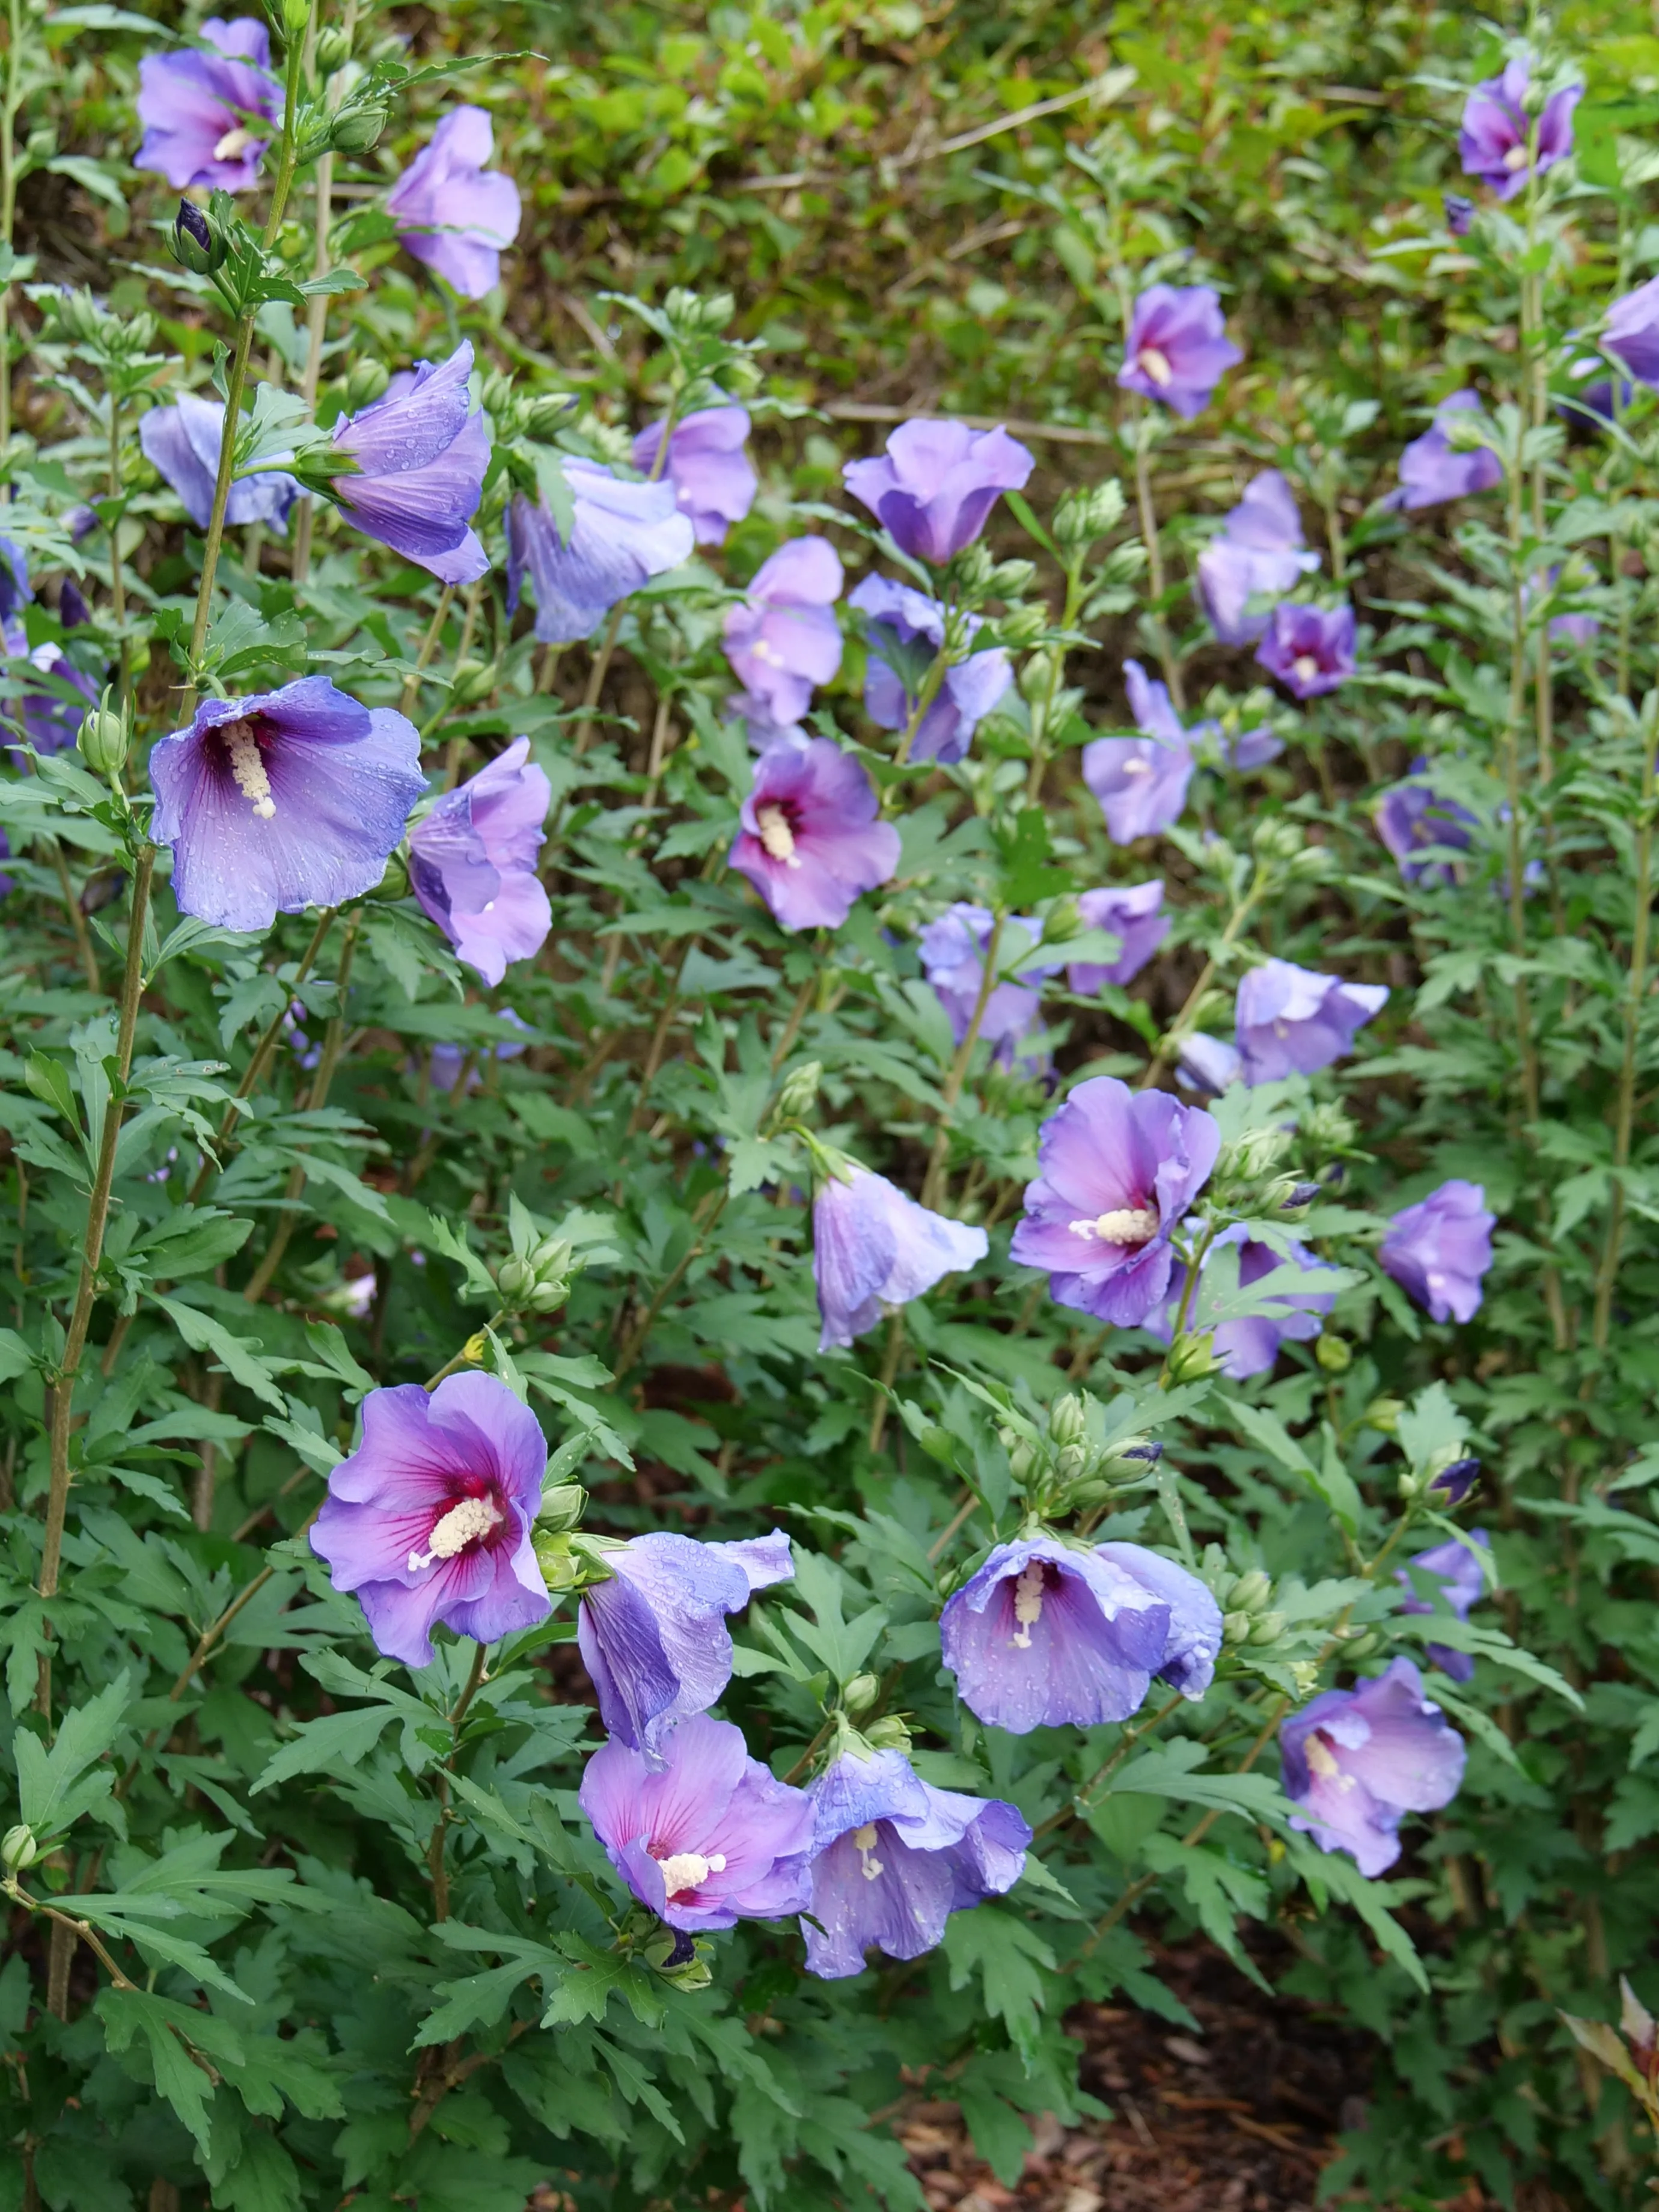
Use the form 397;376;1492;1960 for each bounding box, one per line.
1292;653;1321;686
1010;1559;1046;1650
851;1822;885;1881
655;1848;726;1896
1137;345;1174;388
1122;756;1152;776
219;718;276;820
1068;1205;1160;1248
406;1492;503;1573
756;802;801;867
1502;141;1530;171
213;125;258;162
1304;1732;1356;1792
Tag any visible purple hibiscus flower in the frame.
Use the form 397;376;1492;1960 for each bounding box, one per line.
941;1535;1222;1733
140;392;300;533
579;1713;814;1932
801;1749;1030;1979
1235;960;1387;1084
634;402;757;546
1397;1531;1491;1683
1149;1225;1337;1379
506;462;695;644
1066;881;1169;993
1459;59;1581;202
1256;602;1357;699
1117;285;1243;420
1432;1459;1482;1508
409;736;551;986
1009;1076;1221;1328
148;675;424;933
1178;1032;1243;1095
310;1372;552;1667
723;538;844;727
331;341;489;585
813;1165;989;1350
843;418;1033;564
1197;471;1321;645
386;106;522;301
1082;661;1197;843
135;16;281;193
1386;391;1504;511
1604;278;1659;392
11;634;99;758
1375;768;1478;887
1379;1179;1494;1325
1280;1658;1466;1878
917;905;1058;1070
847;573;1011;766
1443;192;1475;237
730;738;899;933
578;1530;794;1757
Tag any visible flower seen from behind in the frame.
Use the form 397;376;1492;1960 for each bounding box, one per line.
135;16;281;192
1280;1658;1465;1877
730;738;899;933
1604;278;1659;394
723;537;843;728
1082;661;1196;843
918;905;1057;1071
842;418;1033;564
1117;285;1242;420
387;106;522;301
849;573;1010;766
1150;1226;1337;1379
141;393;299;533
634;402;757;546
1234;959;1387;1083
1386;391;1503;510
1197;470;1319;645
1066;881;1169;993
506;462;695;643
332;341;490;585
813;1165;988;1350
409;735;551;985
1379;1179;1494;1324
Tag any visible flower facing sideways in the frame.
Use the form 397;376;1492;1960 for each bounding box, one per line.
1280;1658;1465;1877
849;574;1011;766
1397;1532;1491;1682
1082;661;1196;843
1234;959;1387;1084
635;402;758;546
723;537;844;729
813;1165;989;1349
1379;1179;1495;1324
1066;881;1169;993
331;341;490;585
140;393;299;534
917;905;1058;1069
409;736;552;986
387;106;522;301
135;16;281;193
842;417;1033;564
506;462;695;643
1197;469;1320;645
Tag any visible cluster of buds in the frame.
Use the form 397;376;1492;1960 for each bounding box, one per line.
530;1486;622;1596
947;542;1037;611
834;1676;911;1754
43;286;158;362
771;1059;822;1129
1211;1123;1321;1220
1000;1392;1163;1515
1053;478;1126;553
496;1234;575;1317
1220;1567;1288;1650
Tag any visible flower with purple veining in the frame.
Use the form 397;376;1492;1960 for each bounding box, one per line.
136;16;281;193
1280;1658;1466;1878
1256;601;1356;699
1397;1531;1491;1683
1459;58;1581;201
578;1529;794;1757
1066;881;1169;993
1117;285;1243;420
1235;960;1387;1084
141;393;299;533
1386;391;1504;510
309;1372;552;1667
1082;661;1196;843
332;341;490;585
634;402;757;546
848;573;1010;766
506;462;695;643
579;1712;814;1931
918;905;1057;1070
1375;769;1478;887
813;1165;988;1351
801;1749;1030;1979
387;106;522;301
409;736;551;986
730;738;899;933
1197;471;1320;645
148;675;424;933
1009;1076;1221;1327
1604;277;1659;393
1149;1225;1337;1379
843;418;1033;564
723;538;843;727
1379;1179;1494;1325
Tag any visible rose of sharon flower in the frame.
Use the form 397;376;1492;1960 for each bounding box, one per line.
1235;960;1387;1084
310;1372;552;1667
1443;192;1475;237
1386;391;1504;511
1197;471;1321;646
1379;1179;1494;1325
801;1749;1030;1980
141;392;299;533
5;586;99;759
1082;661;1196;843
1117;285;1243;420
387;107;522;301
331;342;490;585
1375;769;1478;887
1178;1032;1243;1095
1280;1658;1465;1878
1604;278;1659;393
723;539;844;728
1010;1076;1221;1327
634;402;757;546
1397;1532;1491;1682
579;1714;814;1932
506;463;695;643
1256;601;1356;700
1149;1225;1337;1380
730;738;899;933
1459;58;1581;202
135;16;281;193
918;905;1058;1071
409;736;551;986
578;1530;795;1758
940;1535;1222;1732
843;418;1033;564
1066;881;1169;993
148;676;425;933
813;1166;988;1351
848;573;1012;766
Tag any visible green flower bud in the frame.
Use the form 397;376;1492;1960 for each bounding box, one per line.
1007;1437;1040;1486
281;0;310;35
1227;1568;1273;1613
993;602;1049;649
948;542;995;594
1288;1661;1319;1699
989;558;1037;597
1165;1330;1219;1383
1251;816;1303;865
497;1254;536;1301
536;1481;585;1533
1364;1396;1404;1435
1053;480;1125;548
1048;1393;1088;1449
1248;1610;1288;1646
1222;1611;1253;1648
1054;1441;1089;1483
343;359;391;412
2;1824;36;1871
479;371;517;421
1314;1332;1351;1373
314;22;351;70
1343;1630;1382;1660
1039;897;1084;945
842;1672;881;1718
525;396;573;439
366;851;409;902
79;695;129;778
451;659;497;706
532;1530;580;1591
774;1060;822;1122
864;1714;912;1752
532;1236;573;1277
527;1278;570;1315
169;197;227;277
1018;647;1059;704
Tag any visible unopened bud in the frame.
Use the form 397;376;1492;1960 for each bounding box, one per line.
170;197;227;276
1;1824;36;1872
949;542;995;594
1288;1661;1319;1698
994;603;1048;649
532;1529;580;1590
1113;1439;1163;1467
864;1714;912;1752
525;394;574;439
314;22;350;70
1164;1330;1219;1382
1222;1611;1253;1647
1218;1126;1294;1183
1053;479;1126;548
531;1235;573;1276
1048;1394;1087;1449
78;694;128;777
1039;897;1084;946
775;1060;822;1121
989;558;1037;597
1008;1438;1039;1485
1343;1630;1381;1660
451;659;497;706
1228;1568;1272;1613
343;359;391;412
367;851;409;902
281;0;310;34
497;1254;535;1300
1364;1396;1404;1435
332;99;391;157
536;1481;585;1533
527;1277;569;1314
1054;1441;1089;1482
1248;1610;1287;1646
1018;648;1059;704
842;1672;881;1717
1315;1333;1351;1373
479;371;516;420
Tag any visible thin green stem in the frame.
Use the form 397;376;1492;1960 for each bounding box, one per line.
0;0;22;454
1132;417;1183;709
187;905;337;1203
1592;766;1657;1352
1139;878;1266;1089
919;909;1004;1211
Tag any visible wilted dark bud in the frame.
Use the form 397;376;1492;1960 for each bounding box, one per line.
1048;1393;1087;1449
864;1714;912;1752
1;1824;36;1872
774;1060;822;1122
1315;1332;1352;1374
524;394;575;439
170;197;227;276
451;660;497;707
536;1481;586;1533
331;101;388;153
1443;192;1474;238
1018;647;1060;704
79;692;129;778
1227;1568;1273;1613
1431;1456;1481;1506
1165;1330;1219;1383
842;1672;881;1718
314;22;351;71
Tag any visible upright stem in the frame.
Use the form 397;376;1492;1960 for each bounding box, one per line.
1024;570;1083;804
186;906;338;1203
570;605;624;758
289;150;332;585
919;911;1004;1211
0;0;22;454
1139;881;1264;1089
1132;419;1183;709
46;838;99;991
1592;766;1656;1352
107;397;130;718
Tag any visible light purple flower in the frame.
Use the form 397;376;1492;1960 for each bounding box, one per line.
1375;769;1477;887
1066;881;1169;992
1379;1179;1494;1325
309;1372;552;1667
135;16;281;193
801;1749;1029;1979
1256;602;1357;699
409;736;551;986
1224;725;1285;771
918;905;1058;1069
848;573;1010;766
1177;1033;1242;1095
0;828;12;897
578;1529;794;1757
1397;1531;1490;1683
1197;471;1320;645
1431;1458;1481;1508
1235;959;1387;1084
730;738;899;933
387;106;521;301
634;402;757;546
1443;192;1474;237
1082;662;1196;842
331;341;489;585
940;1535;1221;1733
1459;59;1581;201
1149;1226;1337;1379
1604;277;1659;392
1117;285;1242;420
506;462;695;644
141;393;299;533
148;675;424;933
1386;391;1504;511
813;1166;988;1351
842;418;1033;564
13;633;98;758
1280;1658;1465;1878
578;1712;814;1932
1009;1076;1221;1328
723;538;843;726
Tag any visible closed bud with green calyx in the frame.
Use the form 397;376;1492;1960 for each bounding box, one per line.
524;394;574;439
842;1672;881;1718
344;359;390;412
313;22;350;70
279;0;310;36
1218;1125;1295;1183
496;1254;535;1301
532;1530;579;1591
1007;1437;1040;1486
1054;1441;1089;1483
1;1824;36;1873
1018;647;1059;704
536;1482;585;1534
1053;478;1126;549
994;602;1049;649
170;197;227;277
1300;1101;1359;1156
1039;897;1084;946
1227;1568;1273;1613
79;692;129;778
365;852;409;902
1048;1393;1088;1449
864;1714;912;1752
331;100;388;154
451;661;497;706
479;371;517;422
989;558;1037;597
1247;1610;1288;1646
1165;1330;1219;1383
774;1059;822;1122
1252;816;1304;866
1222;1610;1253;1647
948;541;995;596
1315;1332;1351;1373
